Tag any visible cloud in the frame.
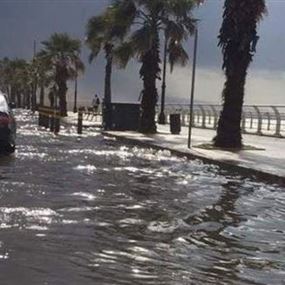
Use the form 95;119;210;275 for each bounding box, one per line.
1;0;284;106
67;63;285;108
162;66;285;105
246;70;285;105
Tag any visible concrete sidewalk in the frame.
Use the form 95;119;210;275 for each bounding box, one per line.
103;125;285;183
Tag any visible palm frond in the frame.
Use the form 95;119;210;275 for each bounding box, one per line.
168;39;189;72
130;25;153;54
108;0;137;39
165;20;187;42
113;41;135;68
39;33;84;83
86;16;106;40
86;37;104;63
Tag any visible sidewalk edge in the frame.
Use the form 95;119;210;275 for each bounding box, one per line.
102;131;285;186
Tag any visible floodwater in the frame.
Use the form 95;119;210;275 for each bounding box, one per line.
0;110;285;285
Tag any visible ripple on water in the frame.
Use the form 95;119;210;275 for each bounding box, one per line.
71;192;97;201
0;207;59;229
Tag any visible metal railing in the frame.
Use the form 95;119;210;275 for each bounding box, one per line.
158;104;285;138
73;102;285;138
79;106;102;123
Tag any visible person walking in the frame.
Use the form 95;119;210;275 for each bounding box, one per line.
92;94;100;114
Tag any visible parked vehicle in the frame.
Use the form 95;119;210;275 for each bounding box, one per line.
0;92;16;154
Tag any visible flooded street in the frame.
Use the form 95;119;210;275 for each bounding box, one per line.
0;110;285;285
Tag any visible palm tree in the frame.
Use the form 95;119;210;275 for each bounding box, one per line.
214;0;266;148
107;0;199;133
0;58;12;98
27;58;39;111
40;33;84;116
6;59;31;108
0;58;35;108
22;61;35;109
34;51;56;107
86;9;133;128
86;16;113;106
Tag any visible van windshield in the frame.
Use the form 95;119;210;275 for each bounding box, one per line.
0;95;9;113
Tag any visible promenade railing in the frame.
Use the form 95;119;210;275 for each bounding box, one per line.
158;104;285;138
71;102;285;138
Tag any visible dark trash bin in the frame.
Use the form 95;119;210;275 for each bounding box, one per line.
103;103;140;131
170;114;181;134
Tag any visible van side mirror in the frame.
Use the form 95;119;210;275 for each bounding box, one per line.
9;102;16;109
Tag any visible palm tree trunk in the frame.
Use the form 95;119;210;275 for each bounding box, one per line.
49;92;54;108
23;91;27;108
139;34;160;134
25;90;30;109
26;91;31;109
11;86;16;105
104;44;113;105
214;63;249;148
58;81;68;116
39;84;45;106
214;0;265;148
16;92;22;108
73;76;78;113
6;86;11;101
31;80;38;111
103;43;113;130
158;34;168;125
56;66;68;116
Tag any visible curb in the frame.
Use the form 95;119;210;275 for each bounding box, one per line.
102;131;285;186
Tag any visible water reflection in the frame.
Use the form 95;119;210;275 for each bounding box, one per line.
0;110;284;285
182;180;244;283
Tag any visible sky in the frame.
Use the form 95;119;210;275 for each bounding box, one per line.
0;0;284;106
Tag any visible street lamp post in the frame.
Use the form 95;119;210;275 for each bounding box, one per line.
158;33;168;125
32;40;37;112
188;27;198;149
73;74;78;113
73;51;80;113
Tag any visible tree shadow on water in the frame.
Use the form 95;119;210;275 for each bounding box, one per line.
183;179;261;284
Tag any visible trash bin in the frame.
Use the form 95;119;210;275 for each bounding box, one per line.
170;114;181;134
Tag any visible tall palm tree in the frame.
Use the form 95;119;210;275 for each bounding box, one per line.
214;0;266;148
22;61;35;109
34;51;57;107
86;9;133;128
7;59;31;108
0;58;35;108
0;58;12;98
28;58;39;111
40;33;84;116
107;0;199;133
86;15;113;106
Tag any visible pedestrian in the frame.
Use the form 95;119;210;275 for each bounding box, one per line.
92;94;100;114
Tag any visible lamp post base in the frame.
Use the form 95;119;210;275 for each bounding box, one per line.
158;112;166;125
